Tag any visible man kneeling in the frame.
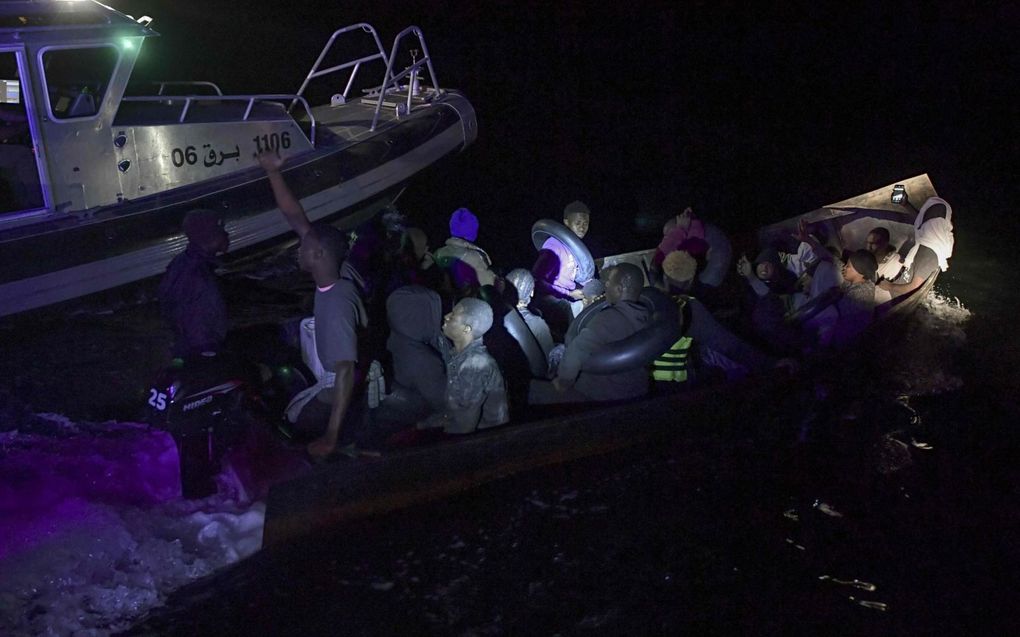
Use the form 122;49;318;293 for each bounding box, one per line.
418;298;510;434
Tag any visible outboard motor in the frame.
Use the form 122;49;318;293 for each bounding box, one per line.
145;353;310;498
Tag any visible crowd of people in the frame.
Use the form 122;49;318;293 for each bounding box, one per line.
157;157;955;460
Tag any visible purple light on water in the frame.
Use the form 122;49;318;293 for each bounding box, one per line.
0;419;180;560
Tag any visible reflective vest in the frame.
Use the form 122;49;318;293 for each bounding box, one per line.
652;336;693;382
651;295;693;382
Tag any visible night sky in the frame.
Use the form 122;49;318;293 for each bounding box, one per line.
112;1;1015;255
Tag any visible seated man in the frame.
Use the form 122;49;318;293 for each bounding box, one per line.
529;263;651;404
865;226;904;282
505;268;555;361
540;200;593;306
418;298;509;434
433;207;496;293
158;209;230;358
879;197;954;300
261;152;367;459
653;251;778;384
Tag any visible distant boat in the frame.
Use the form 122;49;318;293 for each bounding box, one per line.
0;0;477;316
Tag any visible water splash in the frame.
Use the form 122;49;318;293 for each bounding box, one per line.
0;413;267;635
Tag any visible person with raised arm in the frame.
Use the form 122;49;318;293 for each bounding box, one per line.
259;151;366;459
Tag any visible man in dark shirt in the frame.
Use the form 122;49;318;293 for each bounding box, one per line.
157;209;230;358
529;262;651;404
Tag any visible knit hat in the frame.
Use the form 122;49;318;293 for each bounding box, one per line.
662;250;697;286
449;207;479;242
563;200;591;219
182;209;225;245
848;249;878;282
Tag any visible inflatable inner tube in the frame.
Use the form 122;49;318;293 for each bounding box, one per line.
503;305;549;378
698;222;733;288
531;218;595;283
565;287;680;374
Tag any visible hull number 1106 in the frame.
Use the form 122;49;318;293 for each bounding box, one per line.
253;132;291;154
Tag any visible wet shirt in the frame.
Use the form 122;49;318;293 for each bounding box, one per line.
444;339;509;434
157;246;227;358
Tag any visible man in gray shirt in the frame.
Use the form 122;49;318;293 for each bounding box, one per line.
260;152;364;459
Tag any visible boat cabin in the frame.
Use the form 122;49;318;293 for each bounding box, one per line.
0;0;318;225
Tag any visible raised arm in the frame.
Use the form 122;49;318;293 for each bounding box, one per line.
258;151;312;239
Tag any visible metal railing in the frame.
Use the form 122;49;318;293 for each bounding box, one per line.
293;23;389;110
370;26;443;131
120;93;317;146
295;23;444;132
152;81;224;96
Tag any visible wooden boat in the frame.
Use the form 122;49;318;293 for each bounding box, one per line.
262;175;944;547
0;1;476;316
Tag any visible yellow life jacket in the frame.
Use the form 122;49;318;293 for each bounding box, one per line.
651;296;693;382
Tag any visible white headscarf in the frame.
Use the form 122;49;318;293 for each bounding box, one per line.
903;196;954;273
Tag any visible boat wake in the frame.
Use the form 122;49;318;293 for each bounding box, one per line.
0;413;265;636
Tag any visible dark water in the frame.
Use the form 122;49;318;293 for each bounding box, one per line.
5;2;1019;634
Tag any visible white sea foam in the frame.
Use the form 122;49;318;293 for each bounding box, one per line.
0;418;265;636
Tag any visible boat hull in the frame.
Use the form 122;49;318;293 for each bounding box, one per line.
0;98;474;317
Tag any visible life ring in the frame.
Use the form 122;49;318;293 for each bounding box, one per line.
564;287;680;374
503;305;549;378
531;219;596;283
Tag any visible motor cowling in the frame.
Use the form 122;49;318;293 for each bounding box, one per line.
144;354;255;436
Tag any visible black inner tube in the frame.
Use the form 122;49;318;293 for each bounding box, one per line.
531;218;596;283
565;287;680;374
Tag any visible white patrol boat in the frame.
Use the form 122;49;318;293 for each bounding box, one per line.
0;0;477;316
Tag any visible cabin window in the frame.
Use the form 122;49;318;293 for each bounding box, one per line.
0;51;45;213
41;46;119;120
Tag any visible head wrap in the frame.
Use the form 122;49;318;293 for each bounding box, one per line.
449;207;479;242
905;196;954;272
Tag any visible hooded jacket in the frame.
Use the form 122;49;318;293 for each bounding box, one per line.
386;285;449;411
558;299;651;401
158;246;227;358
